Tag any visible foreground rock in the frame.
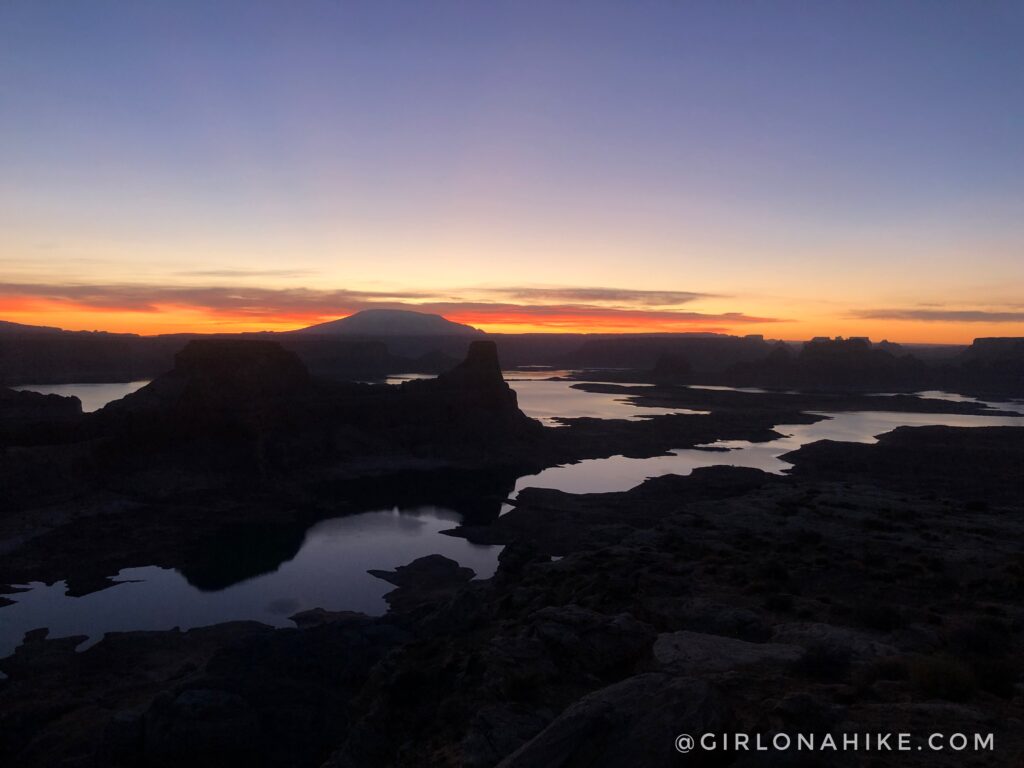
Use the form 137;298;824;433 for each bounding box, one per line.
783;425;1024;504
653;630;802;673
0;386;82;447
497;674;732;768
1;380;1022;766
368;554;476;613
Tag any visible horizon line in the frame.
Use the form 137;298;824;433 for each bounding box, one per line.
0;314;1004;347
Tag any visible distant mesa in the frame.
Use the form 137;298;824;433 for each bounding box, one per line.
0;319;65;335
173;338;310;392
87;336;538;474
294;309;484;337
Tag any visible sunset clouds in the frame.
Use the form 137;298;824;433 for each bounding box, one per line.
2;4;1022;342
0;281;775;334
853;308;1024;323
6;280;1024;340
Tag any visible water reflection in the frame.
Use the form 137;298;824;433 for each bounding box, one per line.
4;379;1022;658
0;507;500;658
11;381;150;412
901;390;1024;415
388;370;705;426
508;409;1024;496
509;378;707;426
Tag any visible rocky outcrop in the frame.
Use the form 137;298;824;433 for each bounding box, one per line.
0;387;82;424
90;340;318;473
723;336;932;392
407;340;540;443
368;554;476;613
953;337;1024;396
496;674;732;768
0;387;82;447
99;339;310;423
437;340;505;387
783;426;1024;504
652;629;802;673
85;338;540;474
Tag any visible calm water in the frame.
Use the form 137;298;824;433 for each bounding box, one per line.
11;381;149;412
507;408;1024;497
3;379;1022;658
886;389;1024;415
386;370;706;425
506;372;707;425
0;507;499;659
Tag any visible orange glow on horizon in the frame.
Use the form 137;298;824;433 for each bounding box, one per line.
440;310;733;335
0;302;736;336
1;295;1021;345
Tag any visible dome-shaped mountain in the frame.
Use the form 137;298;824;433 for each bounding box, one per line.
294;309;483;337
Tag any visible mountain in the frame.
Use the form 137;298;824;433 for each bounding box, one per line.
293;309;483;337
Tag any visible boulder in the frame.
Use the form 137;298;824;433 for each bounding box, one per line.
641;597;771;641
527;605;657;676
143;688;259;767
368;553;475;589
368;554;476;613
497;673;733;768
771;622;898;662
653;630;802;673
461;704;555;768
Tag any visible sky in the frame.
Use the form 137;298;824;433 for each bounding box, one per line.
1;1;1023;342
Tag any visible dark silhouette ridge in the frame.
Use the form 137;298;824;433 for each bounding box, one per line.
0;320;65;335
88;338;540;475
435;340;511;407
173;338;310;387
92;340;316;473
0;387;83;446
439;339;504;384
8;315;1021;395
293;308;483;337
650;352;693;381
564;333;770;372
707;336;933;392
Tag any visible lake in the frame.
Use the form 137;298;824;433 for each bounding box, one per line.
0;507;498;658
507;407;1024;497
11;381;151;413
2;377;1021;658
